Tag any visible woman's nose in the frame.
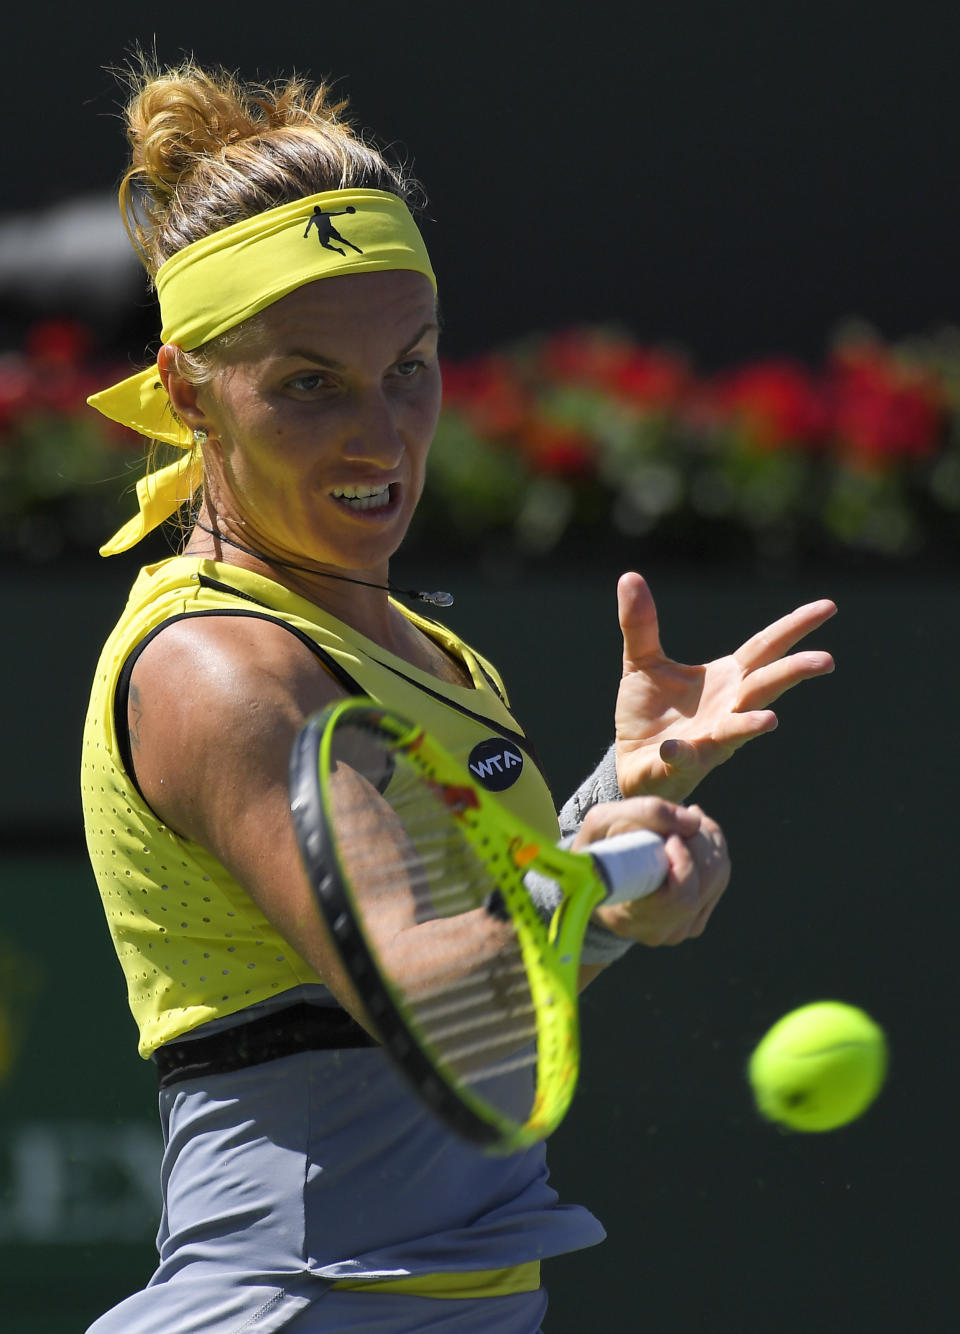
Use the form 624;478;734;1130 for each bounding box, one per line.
340;390;404;469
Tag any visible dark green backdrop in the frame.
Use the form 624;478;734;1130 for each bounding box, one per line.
0;548;951;1332
3;1;957;1326
6;0;960;366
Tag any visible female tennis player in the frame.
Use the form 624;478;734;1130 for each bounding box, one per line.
80;59;835;1333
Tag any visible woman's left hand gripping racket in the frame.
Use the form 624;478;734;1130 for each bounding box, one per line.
289;698;668;1154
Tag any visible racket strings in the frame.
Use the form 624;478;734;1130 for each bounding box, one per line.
337;824;497;919
332;725;544;1123
409;968;538;1047
411;959;535;1015
335;785;519;920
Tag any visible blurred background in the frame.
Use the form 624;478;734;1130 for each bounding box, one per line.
1;2;956;1330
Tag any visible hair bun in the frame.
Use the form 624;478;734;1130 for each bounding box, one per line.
127;67;268;202
115;56;415;278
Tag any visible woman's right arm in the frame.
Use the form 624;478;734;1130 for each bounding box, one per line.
127;614;386;1029
128;616;727;1031
128;616;530;1028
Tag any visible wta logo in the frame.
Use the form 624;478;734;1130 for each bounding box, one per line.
467;738;524;792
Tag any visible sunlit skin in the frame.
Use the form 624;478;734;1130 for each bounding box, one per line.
132;267;834;989
613;573;836;802
160;269;443;647
160;270;834;790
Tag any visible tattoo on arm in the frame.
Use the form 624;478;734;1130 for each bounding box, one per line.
129;683;143;751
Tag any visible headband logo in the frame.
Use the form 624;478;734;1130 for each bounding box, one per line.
303;205;364;256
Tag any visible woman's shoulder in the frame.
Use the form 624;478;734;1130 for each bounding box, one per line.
131;606;343;718
125;601;346;850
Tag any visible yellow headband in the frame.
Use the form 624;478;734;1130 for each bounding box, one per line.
88;189;436;555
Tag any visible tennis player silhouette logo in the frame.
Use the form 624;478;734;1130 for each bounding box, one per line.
303;205;364;255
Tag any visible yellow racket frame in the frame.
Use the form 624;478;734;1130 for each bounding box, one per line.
307;697;624;1154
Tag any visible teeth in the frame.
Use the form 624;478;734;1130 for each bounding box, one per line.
331;484;392;510
332;484;387;499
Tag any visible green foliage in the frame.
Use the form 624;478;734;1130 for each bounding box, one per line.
4;319;960;564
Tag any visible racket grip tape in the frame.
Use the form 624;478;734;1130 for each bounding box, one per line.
588;830;669;905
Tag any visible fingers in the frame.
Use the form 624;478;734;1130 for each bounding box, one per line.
735;650;835;710
665;806;728;891
575;795;699;850
655;807;730;944
658;710;778;767
658;737;699;768
733;599;837;673
685;807;730;905
590;803;730;946
618;571;664;670
656;652;829;770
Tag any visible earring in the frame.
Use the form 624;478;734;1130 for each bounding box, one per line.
193;428;209;444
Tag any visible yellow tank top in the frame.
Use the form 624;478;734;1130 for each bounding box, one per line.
82;557;559;1058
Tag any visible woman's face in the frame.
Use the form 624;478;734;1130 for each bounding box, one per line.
191;269;441;576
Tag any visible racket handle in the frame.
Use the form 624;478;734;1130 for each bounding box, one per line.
587;830;670;905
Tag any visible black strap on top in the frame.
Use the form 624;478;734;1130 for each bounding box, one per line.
114;605;366;805
115;574;545;800
364;650;542;767
154;1001;378;1087
114;575;551;1069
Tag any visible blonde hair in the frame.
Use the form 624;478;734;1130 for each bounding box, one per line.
114;56;424;533
118;55;421;281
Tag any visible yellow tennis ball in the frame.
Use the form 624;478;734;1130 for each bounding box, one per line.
748;1001;887;1132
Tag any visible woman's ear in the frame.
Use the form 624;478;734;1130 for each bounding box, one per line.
157;345;210;434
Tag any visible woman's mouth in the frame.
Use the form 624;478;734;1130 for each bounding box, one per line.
330;483;395;513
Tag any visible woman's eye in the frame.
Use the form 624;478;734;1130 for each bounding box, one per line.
286;372;328;392
394;359;425;379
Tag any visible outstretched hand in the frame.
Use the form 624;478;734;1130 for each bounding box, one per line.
614;572;836;802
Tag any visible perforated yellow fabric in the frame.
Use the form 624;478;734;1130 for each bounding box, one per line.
81;558;559;1057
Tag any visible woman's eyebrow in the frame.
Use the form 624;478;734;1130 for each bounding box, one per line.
284;349;344;369
398;322;441;355
283;323;440;370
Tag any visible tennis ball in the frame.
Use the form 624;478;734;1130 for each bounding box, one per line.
748;1001;887;1132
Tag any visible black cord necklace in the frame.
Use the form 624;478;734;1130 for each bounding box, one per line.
191;519;454;608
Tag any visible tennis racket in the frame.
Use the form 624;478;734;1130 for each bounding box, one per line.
288;697;668;1154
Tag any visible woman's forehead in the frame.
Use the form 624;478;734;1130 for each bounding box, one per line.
258;270;438;341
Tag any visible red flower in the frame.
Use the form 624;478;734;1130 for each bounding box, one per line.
538;329;625;383
441;355;531;436
829;345;943;465
26;319;93;369
519;420;596;477
538;330;689;409
607;350;690;409
708;360;831;450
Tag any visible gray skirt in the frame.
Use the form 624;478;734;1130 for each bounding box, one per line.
86;1041;603;1333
